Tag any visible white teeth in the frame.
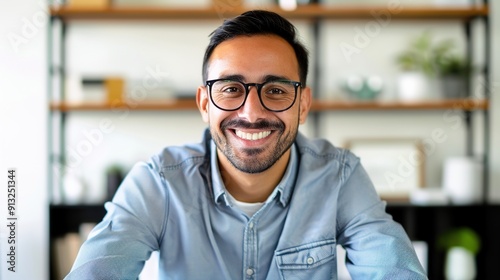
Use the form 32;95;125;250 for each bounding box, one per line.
235;130;271;141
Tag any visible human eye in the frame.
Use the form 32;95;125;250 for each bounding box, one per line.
264;81;294;96
215;81;245;96
268;87;286;95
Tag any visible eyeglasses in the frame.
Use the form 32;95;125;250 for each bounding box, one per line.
206;79;302;112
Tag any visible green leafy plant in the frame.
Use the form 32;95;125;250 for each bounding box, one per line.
106;164;124;174
436;54;470;77
396;32;436;75
396;32;468;77
437;227;481;255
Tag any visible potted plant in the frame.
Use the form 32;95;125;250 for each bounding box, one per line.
395;32;468;101
438;227;481;280
435;52;470;99
105;164;124;201
395;32;437;101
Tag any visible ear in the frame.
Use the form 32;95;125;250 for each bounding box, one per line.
298;87;312;124
196;85;210;123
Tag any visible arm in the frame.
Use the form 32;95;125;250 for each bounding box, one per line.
65;161;167;280
336;160;427;279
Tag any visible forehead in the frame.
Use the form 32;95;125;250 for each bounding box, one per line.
207;34;299;81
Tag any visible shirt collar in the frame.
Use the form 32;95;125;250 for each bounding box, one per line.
210;140;298;207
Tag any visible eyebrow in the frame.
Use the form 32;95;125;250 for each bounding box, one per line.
218;74;245;82
217;74;293;83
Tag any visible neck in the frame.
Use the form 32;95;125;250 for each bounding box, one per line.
218;150;290;203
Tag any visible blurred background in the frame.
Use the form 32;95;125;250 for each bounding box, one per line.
1;0;499;279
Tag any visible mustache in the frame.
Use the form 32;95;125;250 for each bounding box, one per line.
221;119;284;131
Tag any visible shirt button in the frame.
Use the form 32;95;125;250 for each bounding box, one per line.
248;222;254;229
306;257;314;265
246;268;254;276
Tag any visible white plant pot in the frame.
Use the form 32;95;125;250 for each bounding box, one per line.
63;174;86;204
442;157;482;205
397;72;430;101
445;247;476;280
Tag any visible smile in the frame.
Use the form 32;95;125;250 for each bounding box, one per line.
235;130;271;141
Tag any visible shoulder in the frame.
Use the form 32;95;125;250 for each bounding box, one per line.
295;132;360;171
150;129;211;173
118;130;212;203
122;130;211;192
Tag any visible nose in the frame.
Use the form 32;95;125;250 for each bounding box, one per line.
238;86;267;123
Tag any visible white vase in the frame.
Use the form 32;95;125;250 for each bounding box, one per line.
445;247;476;280
63;173;86;204
397;72;430;101
442;157;482;205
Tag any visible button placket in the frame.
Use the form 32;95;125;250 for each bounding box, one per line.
243;219;257;279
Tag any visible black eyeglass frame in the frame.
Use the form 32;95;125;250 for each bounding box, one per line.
205;79;302;112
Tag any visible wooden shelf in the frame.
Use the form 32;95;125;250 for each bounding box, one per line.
310;98;489;111
50;98;488;112
50;99;198;111
50;4;488;21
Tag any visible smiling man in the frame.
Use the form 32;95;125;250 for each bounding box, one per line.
66;10;427;280
199;33;311;203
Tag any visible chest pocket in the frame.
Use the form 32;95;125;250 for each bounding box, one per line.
275;239;337;280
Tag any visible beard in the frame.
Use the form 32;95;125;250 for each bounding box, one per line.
210;118;298;174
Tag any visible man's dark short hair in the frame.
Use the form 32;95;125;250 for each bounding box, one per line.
202;10;309;86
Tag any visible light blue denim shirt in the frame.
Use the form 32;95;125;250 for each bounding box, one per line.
66;129;427;280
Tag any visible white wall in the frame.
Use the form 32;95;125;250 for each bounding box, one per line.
1;1;48;279
0;1;498;279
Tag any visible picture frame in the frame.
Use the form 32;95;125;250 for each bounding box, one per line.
344;138;425;201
